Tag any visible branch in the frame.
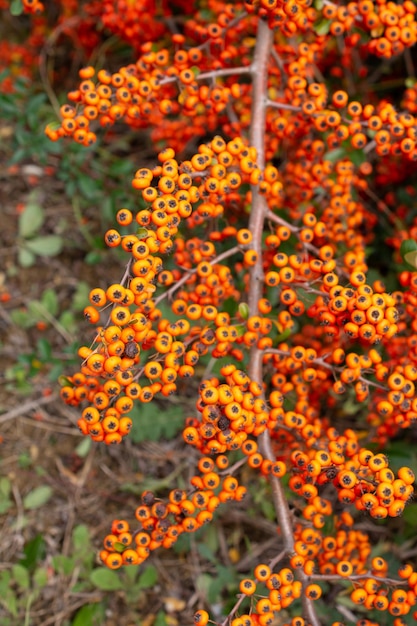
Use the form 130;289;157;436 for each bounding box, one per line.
247;18;321;626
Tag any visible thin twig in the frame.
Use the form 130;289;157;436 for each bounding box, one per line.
0;393;58;425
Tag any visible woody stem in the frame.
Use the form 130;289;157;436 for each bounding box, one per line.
247;17;321;626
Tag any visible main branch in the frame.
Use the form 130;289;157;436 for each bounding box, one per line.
247;18;321;626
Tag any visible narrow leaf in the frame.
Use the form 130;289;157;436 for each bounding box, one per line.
18;247;35;268
90;567;123;591
10;0;23;16
25;235;63;257
138;565;158;589
400;239;417;269
23;486;53;510
19;202;44;238
11;565;30;590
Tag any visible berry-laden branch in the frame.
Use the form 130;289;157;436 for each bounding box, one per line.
14;0;416;625
247;17;321;626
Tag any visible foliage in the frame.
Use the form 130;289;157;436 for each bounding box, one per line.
3;1;417;625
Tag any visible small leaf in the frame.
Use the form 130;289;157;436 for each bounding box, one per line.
138;564;158;589
314;18;330;35
10;308;31;328
136;227;149;239
52;555;75;576
0;497;13;515
75;437;91;458
36;338;52;361
154;611;168;626
25;235;63;257
72;524;90;552
400;239;417;269
90;567;123;591
324;148;344;163
403;503;417;525
72;281;90;312
10;0;23;16
59;311;76;333
0;590;18;617
19;535;46;570
59;376;75;387
72;603;103;626
18;247;35;268
124;564;140;584
19;201;44;238
41;288;59;316
85;250;103;265
78;175;100;200
0;478;11;498
113;541;126;553
23;486;53;510
12;564;30;590
33;567;48;588
238;302;249;319
197;543;217;564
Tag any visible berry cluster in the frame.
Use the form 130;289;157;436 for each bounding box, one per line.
100;454;245;569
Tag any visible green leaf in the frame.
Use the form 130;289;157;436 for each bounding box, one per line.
75;437;92;458
26;93;47;129
52;555;75;576
59;376;74;387
10;147;28;165
238;302;249;320
0;571;11;593
72;603;104;626
33;567;48;589
18;453;32;469
0;590;18;617
19;535;46;570
349;149;367;167
324;148;345;163
25;235;63;257
138;565;158;589
130;402;184;443
27;300;44;322
154;611;168;626
0;477;11;498
78;175;100;200
124;564;140;584
10;0;23;16
90;568;123;591
11;564;30;590
85;251;103;265
18;247;35;268
136;227;149;239
0;498;13;515
59;311;76;333
41;288;59;316
10;308;31;328
72;281;90;312
23;485;53;510
36;338;52;361
73;524;90;552
400;239;417;269
196;573;212;596
108;160;134;176
197;543;217;564
19;201;44;238
314;18;330;35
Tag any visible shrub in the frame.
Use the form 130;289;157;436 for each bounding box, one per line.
6;0;417;624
